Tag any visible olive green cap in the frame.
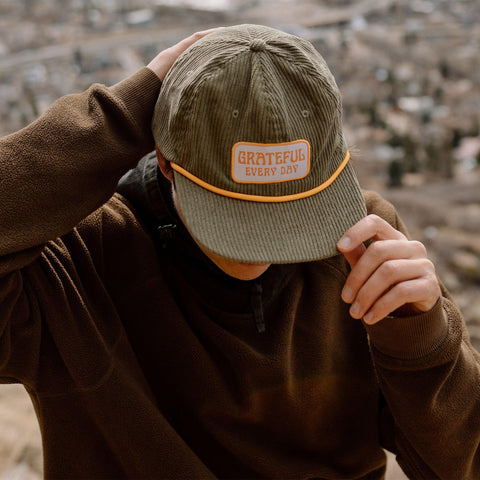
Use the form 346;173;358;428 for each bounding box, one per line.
152;24;366;263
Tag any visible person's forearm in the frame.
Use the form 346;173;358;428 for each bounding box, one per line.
0;67;161;258
368;292;480;479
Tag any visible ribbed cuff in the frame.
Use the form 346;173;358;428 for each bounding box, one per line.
110;67;162;137
364;298;449;360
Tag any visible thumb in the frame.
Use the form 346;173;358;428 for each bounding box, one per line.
337;241;366;269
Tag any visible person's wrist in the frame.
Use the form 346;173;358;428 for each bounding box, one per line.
365;298;448;359
146;53;172;81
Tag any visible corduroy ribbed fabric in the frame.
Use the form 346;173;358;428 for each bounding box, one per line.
2;66;480;479
152;24;366;263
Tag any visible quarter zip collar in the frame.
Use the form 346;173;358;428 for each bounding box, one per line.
117;152;296;326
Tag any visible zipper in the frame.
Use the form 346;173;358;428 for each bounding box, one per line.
251;282;265;333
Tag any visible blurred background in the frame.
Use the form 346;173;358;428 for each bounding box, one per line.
0;0;479;478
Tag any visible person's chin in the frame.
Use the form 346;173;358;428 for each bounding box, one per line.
218;262;271;281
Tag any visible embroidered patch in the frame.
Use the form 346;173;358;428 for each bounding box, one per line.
231;140;310;184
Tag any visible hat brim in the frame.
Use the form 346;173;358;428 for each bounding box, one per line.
173;161;366;264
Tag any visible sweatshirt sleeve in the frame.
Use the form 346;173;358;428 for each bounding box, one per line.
0;67;160;383
363;190;480;479
0;67;161;268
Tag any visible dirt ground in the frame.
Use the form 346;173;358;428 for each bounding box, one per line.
0;385;42;480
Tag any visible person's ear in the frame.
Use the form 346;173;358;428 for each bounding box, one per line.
155;145;174;182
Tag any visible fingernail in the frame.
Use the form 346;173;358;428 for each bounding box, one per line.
342;286;354;303
350;302;361;317
337;236;351;250
363;312;374;324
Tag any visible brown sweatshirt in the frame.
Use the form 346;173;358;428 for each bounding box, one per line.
1;67;479;480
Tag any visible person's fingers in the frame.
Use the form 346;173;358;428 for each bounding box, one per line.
338;215;412;305
337;214;406;255
361;275;441;324
147;27;223;80
347;257;438;321
338;215;440;323
341;239;427;303
340;243;366;270
171;28;222;54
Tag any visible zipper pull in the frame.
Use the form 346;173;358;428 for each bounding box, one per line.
156;223;177;249
251;283;265;333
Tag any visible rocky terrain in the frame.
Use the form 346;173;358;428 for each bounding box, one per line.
0;0;479;479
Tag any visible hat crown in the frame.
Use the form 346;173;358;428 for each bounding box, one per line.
153;24;347;199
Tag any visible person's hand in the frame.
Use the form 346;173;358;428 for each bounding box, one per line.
147;28;223;81
337;214;441;325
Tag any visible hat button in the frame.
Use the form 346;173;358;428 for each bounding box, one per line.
250;38;267;52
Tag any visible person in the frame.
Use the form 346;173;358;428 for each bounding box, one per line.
0;23;479;480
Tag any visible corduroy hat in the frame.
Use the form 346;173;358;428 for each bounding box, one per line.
152;24;366;263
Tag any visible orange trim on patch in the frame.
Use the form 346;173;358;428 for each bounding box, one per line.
171;151;350;203
231;140;311;184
